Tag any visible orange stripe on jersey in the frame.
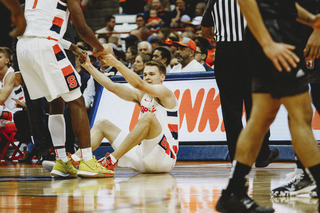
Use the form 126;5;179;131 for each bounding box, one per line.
61;65;74;76
168;124;178;133
52;17;64;27
47;36;58;41
32;0;38;9
52;44;62;54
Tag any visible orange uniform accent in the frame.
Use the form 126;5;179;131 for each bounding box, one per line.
32;0;38;9
61;65;74;76
52;17;64;27
52;44;62;54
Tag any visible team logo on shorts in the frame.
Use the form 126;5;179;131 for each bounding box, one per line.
61;65;79;91
305;57;314;70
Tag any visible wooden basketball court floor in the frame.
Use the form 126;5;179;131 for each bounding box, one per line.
0;161;318;213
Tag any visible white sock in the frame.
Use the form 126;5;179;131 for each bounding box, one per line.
81;147;93;161
109;153;117;163
71;154;81;162
55;148;68;162
49;114;67;160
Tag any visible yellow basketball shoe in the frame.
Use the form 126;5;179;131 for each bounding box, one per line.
77;156;115;178
50;159;78;178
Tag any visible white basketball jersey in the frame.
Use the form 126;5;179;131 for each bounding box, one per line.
0;68;24;113
140;93;179;158
23;0;70;41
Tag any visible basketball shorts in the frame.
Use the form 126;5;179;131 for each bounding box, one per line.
17;37;81;102
244;29;309;99
112;131;177;173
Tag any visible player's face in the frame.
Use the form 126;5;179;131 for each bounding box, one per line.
143;66;164;84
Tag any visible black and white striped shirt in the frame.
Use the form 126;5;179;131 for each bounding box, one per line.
201;0;247;42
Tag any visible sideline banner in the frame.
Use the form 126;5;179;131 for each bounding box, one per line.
90;72;320;143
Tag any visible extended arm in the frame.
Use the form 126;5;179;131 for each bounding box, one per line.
80;54;142;104
102;54;174;104
296;3;320;30
1;0;26;37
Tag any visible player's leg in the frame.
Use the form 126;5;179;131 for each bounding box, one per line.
216;93;279;213
72;119;120;159
48;97;78;177
66;94;114;177
281;91;320;198
112;111;162;160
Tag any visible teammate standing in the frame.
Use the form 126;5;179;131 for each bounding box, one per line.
16;0;113;178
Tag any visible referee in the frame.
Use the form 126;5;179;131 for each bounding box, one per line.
201;0;279;166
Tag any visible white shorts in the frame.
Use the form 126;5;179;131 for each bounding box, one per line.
112;131;177;173
17;37;81;102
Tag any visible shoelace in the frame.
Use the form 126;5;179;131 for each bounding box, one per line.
284;173;304;187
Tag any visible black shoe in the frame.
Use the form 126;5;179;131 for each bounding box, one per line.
216;190;275;213
255;148;280;168
271;172;315;197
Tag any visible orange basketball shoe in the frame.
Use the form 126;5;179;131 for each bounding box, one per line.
98;153;115;171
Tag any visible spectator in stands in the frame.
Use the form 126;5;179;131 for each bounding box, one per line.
152;46;172;73
133;54;152;75
170;0;195;28
95;15;120;43
125;45;138;70
170;38;205;73
148;36;162;52
194;36;215;70
136;14;146;29
157;27;171;42
168;31;180;42
146;9;163;30
195;1;206;17
163;37;178;58
144;0;171;27
138;41;152;54
144;0;170;12
122;34;139;51
180;31;195;40
170;57;179;69
195;46;214;71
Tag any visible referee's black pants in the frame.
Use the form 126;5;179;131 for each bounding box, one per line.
214;41;271;161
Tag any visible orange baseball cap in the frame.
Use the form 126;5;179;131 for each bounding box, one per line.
173;38;197;52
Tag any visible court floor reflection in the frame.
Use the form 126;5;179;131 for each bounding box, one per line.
0;162;319;213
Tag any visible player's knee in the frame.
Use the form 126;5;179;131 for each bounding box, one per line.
140;112;155;124
94;119;113;130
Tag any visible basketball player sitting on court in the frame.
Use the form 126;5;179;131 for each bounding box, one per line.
73;54;179;173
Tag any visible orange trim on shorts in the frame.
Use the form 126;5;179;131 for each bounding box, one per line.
61;65;74;76
32;0;38;9
52;44;62;54
52;17;64;27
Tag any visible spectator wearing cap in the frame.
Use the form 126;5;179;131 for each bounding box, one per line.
138;41;152;55
148;36;162;52
152;46;172;73
170;38;205;73
170;0;195;28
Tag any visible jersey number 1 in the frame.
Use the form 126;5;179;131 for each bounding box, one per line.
32;0;38;9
